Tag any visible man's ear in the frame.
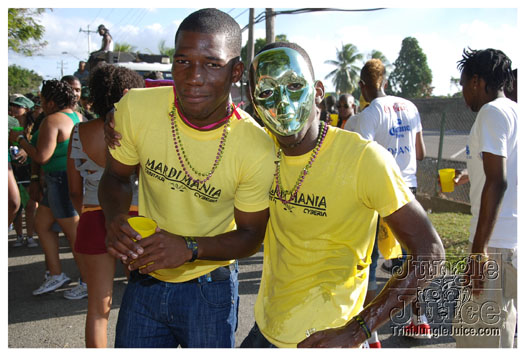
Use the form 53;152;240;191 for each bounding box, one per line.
314;81;325;104
231;59;245;84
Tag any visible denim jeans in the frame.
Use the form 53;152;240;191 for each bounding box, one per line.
115;266;239;348
41;170;78;219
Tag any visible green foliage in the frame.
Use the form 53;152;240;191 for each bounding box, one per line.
240;34;288;72
8;8;48;56
387;37;433;98
324;43;363;95
158;39;175;59
8;64;43;95
114;42;137;53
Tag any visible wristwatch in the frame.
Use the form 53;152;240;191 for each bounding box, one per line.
17;134;25;143
470;253;489;263
183;236;198;262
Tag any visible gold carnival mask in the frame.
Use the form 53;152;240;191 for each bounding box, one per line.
251;47;316;136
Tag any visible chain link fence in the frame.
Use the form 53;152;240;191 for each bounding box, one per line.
413;98;476;204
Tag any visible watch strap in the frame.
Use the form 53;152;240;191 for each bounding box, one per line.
183;236;198;262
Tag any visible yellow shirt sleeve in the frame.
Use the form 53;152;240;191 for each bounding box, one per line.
356;140;413;217
109;92;140;166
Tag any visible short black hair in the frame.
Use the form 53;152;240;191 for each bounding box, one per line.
41;79;77;110
256;41;315;78
88;64;145;117
457;48;514;93
175;8;241;56
61;75;80;86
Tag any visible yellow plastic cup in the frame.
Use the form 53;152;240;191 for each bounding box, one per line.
439;168;456;193
128;217;157;269
128;216;157;240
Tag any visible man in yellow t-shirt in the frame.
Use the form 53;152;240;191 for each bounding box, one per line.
241;42;444;348
99;9;275;348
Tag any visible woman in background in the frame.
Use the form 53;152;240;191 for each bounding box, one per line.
11;80;85;298
67;64;143;347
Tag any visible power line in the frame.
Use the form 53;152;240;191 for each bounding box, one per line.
89;8;103;27
234;8;249;20
241;8;386;32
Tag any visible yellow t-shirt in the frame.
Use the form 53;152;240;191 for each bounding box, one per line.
110;86;276;282
255;126;413;347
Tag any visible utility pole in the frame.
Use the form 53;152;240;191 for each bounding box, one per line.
57;60;67;78
265;8;275;44
240;8;256;105
247;9;255;66
79;25;97;55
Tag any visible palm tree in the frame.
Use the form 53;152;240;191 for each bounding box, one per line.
324;43;363;95
158;39;175;59
114;42;137;53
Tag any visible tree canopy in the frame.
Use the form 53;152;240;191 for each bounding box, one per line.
324;43;363;95
114;42;137;53
240;34;288;72
8;65;43;95
8;8;48;56
387;37;433;98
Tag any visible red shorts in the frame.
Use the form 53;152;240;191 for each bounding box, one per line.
75;209;138;255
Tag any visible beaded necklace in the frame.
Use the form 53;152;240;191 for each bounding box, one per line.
169;103;231;184
274;121;329;207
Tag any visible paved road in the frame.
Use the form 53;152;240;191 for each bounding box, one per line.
423;130;469;162
8;230;458;348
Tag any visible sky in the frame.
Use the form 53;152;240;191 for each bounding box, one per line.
5;1;521;98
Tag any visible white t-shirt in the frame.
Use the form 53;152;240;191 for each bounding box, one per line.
350;96;422;187
466;97;517;249
344;115;358;132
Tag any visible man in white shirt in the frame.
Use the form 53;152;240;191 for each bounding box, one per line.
453;48;517;348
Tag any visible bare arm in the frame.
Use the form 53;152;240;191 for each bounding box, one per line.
415;131;426;161
298;200;444;348
8;162;21;225
13;116;58;165
98;151;138;261
471;152;507;254
128;207;269;274
28;160;43;202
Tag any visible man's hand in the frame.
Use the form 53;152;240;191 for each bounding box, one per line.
105;213;144;262
104;110;122;149
128;230;193;274
454;169;469;186
297;322;365;348
463;255;489;297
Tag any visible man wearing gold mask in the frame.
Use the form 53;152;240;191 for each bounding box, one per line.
241;42;444;348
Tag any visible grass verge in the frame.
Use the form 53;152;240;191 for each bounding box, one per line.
427;211;471;266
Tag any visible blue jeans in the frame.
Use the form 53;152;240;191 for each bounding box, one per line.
115;266;239;348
